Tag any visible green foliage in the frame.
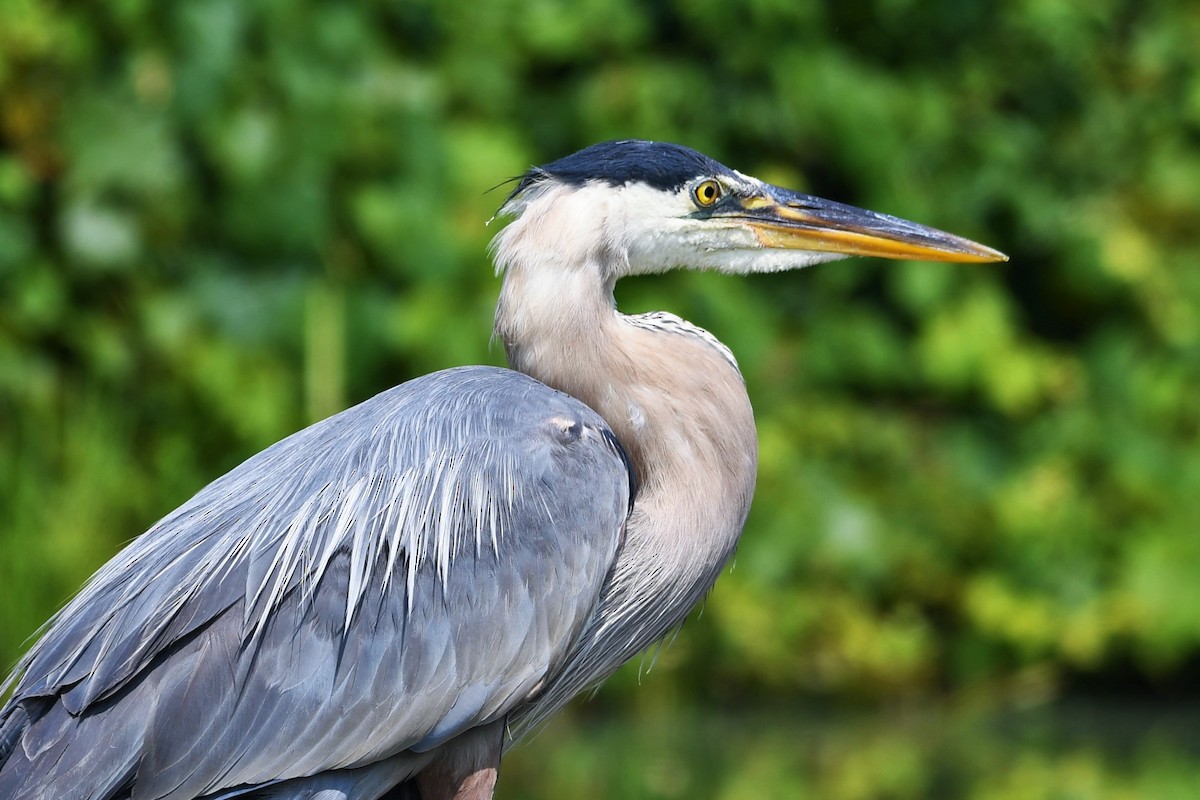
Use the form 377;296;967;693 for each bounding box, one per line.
2;0;1198;742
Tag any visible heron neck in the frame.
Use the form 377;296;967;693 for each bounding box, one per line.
495;259;758;732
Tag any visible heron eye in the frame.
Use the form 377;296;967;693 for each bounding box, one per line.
692;180;722;208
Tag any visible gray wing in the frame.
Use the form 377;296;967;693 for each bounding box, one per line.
0;366;632;800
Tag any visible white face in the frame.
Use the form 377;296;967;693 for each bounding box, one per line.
613;177;849;276
495;175;848;282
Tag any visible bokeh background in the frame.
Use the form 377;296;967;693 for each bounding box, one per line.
2;1;1199;797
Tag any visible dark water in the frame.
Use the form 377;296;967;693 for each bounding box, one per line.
498;701;1200;799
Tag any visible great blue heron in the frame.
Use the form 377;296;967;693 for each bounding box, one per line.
0;140;1005;800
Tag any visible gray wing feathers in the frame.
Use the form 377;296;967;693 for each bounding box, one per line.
0;366;630;800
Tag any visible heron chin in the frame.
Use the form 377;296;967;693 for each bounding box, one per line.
0;140;1005;800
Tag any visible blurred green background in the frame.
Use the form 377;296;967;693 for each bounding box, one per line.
2;0;1199;797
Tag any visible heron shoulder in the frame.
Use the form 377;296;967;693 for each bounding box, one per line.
0;366;638;794
239;365;635;629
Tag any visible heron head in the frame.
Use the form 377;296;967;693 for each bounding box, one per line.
494;140;1006;279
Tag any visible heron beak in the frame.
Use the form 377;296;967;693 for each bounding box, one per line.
732;187;1008;264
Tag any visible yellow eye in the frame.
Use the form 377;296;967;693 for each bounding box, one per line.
692;179;722;207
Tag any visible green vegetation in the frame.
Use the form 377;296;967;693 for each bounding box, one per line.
2;0;1198;794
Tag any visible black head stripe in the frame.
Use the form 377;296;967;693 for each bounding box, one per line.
506;140;736;204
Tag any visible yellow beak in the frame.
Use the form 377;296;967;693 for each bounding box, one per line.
730;188;1007;264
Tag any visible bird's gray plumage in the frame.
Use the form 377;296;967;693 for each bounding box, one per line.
0;367;630;799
